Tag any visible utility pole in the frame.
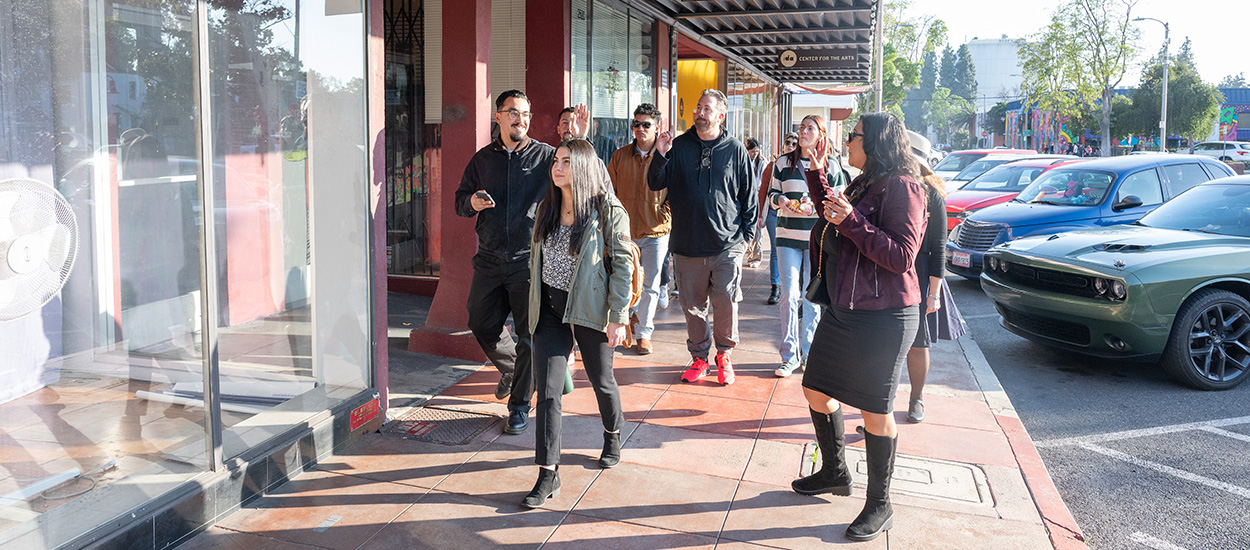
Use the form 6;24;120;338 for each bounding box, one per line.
1134;17;1169;152
874;6;884;112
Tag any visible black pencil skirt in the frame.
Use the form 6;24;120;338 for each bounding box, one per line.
802;304;919;415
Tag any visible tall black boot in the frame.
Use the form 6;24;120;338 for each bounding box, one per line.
521;466;560;509
791;408;853;496
845;432;896;541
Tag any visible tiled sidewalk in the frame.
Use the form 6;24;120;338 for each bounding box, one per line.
182;270;1086;549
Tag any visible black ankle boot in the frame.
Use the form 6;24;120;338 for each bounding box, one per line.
846;432;896;541
791;408;853;496
521;466;560;509
599;431;621;468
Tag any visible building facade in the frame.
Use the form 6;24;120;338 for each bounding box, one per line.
0;1;877;547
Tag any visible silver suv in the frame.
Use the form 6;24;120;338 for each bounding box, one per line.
1188;141;1250;162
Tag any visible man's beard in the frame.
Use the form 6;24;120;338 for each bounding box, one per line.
560;131;573;140
694;117;711;132
509;124;526;142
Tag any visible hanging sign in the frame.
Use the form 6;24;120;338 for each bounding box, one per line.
778;48;859;69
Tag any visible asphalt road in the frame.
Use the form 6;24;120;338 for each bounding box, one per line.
946;275;1250;550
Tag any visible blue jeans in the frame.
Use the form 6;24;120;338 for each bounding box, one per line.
765;209;779;286
777;245;819;364
631;235;669;340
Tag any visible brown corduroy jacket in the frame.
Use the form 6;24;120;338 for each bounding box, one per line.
607;141;671;239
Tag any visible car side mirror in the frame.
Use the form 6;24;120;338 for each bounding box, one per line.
1112;195;1143;211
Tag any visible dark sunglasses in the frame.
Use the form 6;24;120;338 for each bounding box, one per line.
701;147;712;169
631;120;653;129
845;132;864;144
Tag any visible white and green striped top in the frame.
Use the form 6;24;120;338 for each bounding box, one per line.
767;154;845;249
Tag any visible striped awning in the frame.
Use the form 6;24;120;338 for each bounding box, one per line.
655;0;879;84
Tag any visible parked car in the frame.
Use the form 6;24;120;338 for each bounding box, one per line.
980;175;1250;390
945;158;1086;231
944;154;1076;194
1188;141;1250;162
932;148;1037;181
946;155;1236;279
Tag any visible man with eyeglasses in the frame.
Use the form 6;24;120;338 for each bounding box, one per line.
647;89;757;386
606;103;669;355
455;89;589;435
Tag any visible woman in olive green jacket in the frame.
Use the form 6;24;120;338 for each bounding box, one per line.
521;139;634;509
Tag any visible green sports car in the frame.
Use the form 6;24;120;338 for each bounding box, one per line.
981;174;1250;390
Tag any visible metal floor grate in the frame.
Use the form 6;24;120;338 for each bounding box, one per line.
382;406;501;445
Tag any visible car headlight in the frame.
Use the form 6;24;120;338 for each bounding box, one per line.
1110;280;1126;300
986;256;998;271
1090;277;1126;301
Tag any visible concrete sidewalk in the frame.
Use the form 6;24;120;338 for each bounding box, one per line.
181;265;1088;549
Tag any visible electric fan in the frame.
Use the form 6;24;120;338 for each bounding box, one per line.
0;178;79;322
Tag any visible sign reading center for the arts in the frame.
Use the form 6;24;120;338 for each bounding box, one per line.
778;48;858;69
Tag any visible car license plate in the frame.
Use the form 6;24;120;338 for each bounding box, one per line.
952;251;971;268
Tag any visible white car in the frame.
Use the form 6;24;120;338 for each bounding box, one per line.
1188;141;1250;162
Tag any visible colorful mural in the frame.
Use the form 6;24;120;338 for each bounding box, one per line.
1218;105;1250;141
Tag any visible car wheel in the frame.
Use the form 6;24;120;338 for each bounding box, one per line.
1161;288;1250;390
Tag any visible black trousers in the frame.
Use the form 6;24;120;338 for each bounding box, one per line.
466;254;533;411
532;284;623;466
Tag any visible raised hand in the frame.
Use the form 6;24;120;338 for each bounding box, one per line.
572;103;590;138
656;118;674;155
808;137;829;172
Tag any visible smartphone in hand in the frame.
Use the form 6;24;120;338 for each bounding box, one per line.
475;190;494;203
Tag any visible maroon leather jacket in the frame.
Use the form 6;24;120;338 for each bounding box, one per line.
811;171;926;310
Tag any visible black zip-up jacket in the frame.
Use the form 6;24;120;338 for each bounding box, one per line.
647;129;757;257
455;137;556;263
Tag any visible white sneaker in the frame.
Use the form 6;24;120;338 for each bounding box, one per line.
658;285;670;309
774;358;802;378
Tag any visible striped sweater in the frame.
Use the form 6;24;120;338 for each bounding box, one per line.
766;154;845;249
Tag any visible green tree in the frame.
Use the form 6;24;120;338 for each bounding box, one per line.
928;87;973;145
1127;39;1222;150
952;43;978;101
1018;17;1084;151
1064;0;1140;156
987;101;1010;135
902;49;938;128
939;46;958;92
1218;73;1247;88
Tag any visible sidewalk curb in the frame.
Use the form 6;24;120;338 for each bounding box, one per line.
959;336;1090;550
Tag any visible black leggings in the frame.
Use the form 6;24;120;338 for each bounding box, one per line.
532;284;624;466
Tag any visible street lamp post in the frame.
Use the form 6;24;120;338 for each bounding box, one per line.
874;8;884;112
1134;17;1169;152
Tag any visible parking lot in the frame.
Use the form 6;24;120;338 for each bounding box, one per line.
949;276;1250;550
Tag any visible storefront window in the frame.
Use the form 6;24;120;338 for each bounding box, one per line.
0;1;207;545
576;0;656;163
205;1;370;455
385;0;437;277
0;1;371;546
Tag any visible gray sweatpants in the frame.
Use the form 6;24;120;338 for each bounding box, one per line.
674;241;746;359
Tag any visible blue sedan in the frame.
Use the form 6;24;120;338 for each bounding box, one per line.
946;155;1236;279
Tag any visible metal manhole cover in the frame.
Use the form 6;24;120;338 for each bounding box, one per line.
382;406;501;445
801;442;991;506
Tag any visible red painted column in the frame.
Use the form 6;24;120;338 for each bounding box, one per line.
368;0;389;409
656;22;672;121
525;0;571;146
409;0;491;362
